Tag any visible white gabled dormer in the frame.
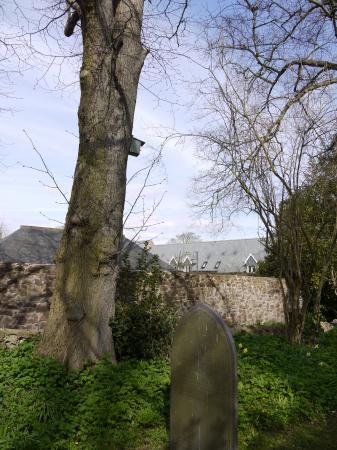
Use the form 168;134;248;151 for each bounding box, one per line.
169;256;178;267
182;255;193;272
244;254;257;273
183;255;192;265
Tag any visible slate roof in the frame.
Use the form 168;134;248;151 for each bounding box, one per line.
0;226;170;270
0;227;265;273
150;238;266;273
0;226;62;264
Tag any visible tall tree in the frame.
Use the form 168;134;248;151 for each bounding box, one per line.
189;0;337;343
36;0;188;369
168;231;201;244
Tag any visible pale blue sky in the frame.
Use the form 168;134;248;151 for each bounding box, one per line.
0;1;259;244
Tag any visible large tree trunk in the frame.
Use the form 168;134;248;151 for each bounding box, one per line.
38;0;147;369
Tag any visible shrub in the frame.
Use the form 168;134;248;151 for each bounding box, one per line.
111;249;179;361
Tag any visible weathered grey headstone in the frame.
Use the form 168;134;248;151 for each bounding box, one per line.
170;304;237;450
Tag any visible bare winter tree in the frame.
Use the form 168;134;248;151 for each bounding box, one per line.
189;0;337;343
7;0;191;369
168;231;201;243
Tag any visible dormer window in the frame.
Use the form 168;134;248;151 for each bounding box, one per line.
183;256;192;266
201;261;208;269
244;254;257;274
214;261;221;269
169;257;178;268
183;256;192;273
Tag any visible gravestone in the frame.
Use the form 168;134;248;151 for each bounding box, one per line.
170;304;237;450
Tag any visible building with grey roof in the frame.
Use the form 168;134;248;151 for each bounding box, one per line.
0;226;62;264
0;226;170;270
0;226;266;274
150;238;266;273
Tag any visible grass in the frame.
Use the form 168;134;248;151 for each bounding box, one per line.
0;329;336;449
248;413;337;449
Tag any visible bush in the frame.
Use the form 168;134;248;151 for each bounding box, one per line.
111;249;179;361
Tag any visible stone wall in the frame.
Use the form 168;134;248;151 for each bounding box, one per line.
0;263;285;331
161;272;284;326
0;328;38;349
0;263;55;331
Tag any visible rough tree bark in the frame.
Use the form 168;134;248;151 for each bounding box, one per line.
38;0;147;369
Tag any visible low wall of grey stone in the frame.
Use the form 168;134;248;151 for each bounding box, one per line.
0;328;38;349
0;263;285;331
161;272;285;326
0;263;55;331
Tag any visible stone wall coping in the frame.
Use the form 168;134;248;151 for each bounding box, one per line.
0;262;55;267
163;270;283;281
0;328;38;338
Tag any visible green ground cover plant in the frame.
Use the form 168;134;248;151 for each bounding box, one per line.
0;329;336;449
236;330;337;448
0;339;170;450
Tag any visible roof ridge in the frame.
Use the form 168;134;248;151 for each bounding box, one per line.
153;237;262;246
20;225;63;233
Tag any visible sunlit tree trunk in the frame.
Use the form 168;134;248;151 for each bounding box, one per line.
284;282;306;344
38;0;147;369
